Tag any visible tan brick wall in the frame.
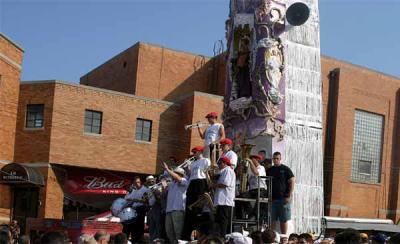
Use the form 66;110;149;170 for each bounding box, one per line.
80;43;139;94
0;35;23;65
321;56;400;222
14;83;55;163
45;82;181;174
135;43;213;102
0;34;23;222
80;42;225;102
0;35;23;164
42;166;63;219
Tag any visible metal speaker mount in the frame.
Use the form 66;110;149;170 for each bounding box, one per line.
286;2;310;26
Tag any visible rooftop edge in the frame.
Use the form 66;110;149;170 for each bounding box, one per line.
20;80;176;106
0;33;24;52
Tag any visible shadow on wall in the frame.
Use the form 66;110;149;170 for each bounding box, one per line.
162;53;226;102
154;53;226;167
323;68;340;215
155;105;183;174
387;88;400;222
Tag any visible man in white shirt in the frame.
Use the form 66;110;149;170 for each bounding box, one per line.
182;146;211;241
197;112;225;159
242;154;268;223
247;155;267;191
220;138;238;169
211;156;236;236
161;162;188;243
123;176;151;243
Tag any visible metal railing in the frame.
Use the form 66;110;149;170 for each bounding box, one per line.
230;175;273;232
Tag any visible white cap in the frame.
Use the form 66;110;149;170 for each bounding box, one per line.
225;232;253;244
146;175;155;181
173;167;185;176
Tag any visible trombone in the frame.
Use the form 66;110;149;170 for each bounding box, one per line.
184;122;208;130
175;156;196;170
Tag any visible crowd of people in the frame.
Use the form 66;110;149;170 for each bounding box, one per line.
2;226;400;244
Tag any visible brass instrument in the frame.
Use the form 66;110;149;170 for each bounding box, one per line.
238;144;255;194
210;143;221;169
188;192;214;211
184;122;208;130
175;156;196;170
207;143;222;198
128;182;166;205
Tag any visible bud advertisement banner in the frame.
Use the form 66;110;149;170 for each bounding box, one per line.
64;169;133;195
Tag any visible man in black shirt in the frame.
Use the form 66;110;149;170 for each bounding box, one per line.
266;151;295;234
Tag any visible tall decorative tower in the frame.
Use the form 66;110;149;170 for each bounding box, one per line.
224;0;323;233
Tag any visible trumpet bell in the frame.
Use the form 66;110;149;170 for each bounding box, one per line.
286;2;310;26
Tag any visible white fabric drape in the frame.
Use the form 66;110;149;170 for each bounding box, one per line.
282;0;324;234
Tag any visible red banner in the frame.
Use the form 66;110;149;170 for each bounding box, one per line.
65;169;132;195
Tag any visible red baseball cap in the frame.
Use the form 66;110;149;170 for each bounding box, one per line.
249;155;262;161
220;138;233;145
191;146;204;153
218;156;231;166
205;112;218;118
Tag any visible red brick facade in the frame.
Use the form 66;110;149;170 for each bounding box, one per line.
80;42;225;101
0;34;23;164
321;56;400;222
0;34;23;223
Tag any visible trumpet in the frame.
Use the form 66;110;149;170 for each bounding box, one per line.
184;122;208;130
148;181;165;191
175;156;196;170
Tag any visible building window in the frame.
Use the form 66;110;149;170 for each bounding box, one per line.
351;110;384;184
358;160;372;176
84;110;102;134
26;104;44;128
135;119;152;142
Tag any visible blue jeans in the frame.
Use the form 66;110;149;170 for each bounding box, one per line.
271;199;291;222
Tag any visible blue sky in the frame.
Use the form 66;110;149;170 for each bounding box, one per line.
1;0;399;82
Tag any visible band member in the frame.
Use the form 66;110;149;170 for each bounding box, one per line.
158;175;169;241
211;156;236;236
197;112;225;158
124;176;151;243
220;138;238;169
162;162;188;243
258;150;272;170
182;146;211;241
147;176;163;242
248;155;267;220
238;155;268;222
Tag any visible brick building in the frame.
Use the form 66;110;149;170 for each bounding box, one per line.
321;57;400;222
0;41;225;231
1;37;400;231
0;33;24;223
